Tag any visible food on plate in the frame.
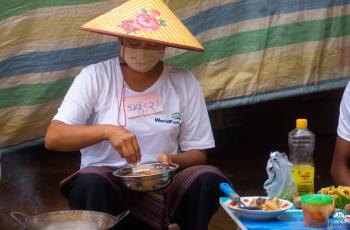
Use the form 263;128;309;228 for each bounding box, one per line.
139;169;162;175
320;186;350;209
320;185;350;197
224;197;291;220
247;197;287;211
334;195;350;210
126;169;161;176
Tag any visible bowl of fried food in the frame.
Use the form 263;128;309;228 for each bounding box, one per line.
320;186;350;211
223;196;293;220
113;163;179;192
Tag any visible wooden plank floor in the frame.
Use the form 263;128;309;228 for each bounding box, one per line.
0;89;342;229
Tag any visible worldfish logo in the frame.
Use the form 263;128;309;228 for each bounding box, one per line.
172;112;182;121
154;113;182;125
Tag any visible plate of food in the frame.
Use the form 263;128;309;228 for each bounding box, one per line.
222;196;293;220
320;186;350;211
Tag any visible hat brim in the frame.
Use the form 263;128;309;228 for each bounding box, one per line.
81;27;204;52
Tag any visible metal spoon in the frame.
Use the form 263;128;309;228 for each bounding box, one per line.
220;183;262;210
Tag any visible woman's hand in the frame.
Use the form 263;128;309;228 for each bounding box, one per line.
163;150;207;170
105;125;141;164
158;153;172;165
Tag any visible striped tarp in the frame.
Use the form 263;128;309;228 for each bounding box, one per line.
1;0;350;151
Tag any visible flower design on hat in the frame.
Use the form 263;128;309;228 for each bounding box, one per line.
121;8;166;34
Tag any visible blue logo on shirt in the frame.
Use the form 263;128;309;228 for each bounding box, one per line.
172;112;181;121
154;113;182;125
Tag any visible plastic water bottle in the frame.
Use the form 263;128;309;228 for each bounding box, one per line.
288;118;315;195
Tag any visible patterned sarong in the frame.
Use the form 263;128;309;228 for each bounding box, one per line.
59;165;227;229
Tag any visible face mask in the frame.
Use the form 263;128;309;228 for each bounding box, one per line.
122;46;165;73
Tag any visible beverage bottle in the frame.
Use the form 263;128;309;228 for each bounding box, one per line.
288;118;315;195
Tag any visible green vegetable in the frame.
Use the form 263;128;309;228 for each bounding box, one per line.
334;195;350;209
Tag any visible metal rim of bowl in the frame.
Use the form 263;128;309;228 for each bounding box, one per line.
113;163;179;178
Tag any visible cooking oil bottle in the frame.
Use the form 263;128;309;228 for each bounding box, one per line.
288;118;315;195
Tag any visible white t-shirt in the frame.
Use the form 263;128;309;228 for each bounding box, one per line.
338;82;350;141
53;57;215;168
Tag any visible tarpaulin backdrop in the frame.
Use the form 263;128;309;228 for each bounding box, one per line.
0;0;350;151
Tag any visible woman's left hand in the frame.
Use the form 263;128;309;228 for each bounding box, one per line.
158;153;172;165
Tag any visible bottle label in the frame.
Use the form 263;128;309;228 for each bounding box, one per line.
292;165;314;195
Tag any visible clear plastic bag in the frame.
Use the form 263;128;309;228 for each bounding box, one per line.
263;151;297;201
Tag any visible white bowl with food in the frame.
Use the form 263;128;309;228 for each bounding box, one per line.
223;196;293;220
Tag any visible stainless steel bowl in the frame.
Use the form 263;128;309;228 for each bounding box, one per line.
113;163;179;192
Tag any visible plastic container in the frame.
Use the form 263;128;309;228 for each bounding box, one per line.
301;194;332;228
288;118;315;195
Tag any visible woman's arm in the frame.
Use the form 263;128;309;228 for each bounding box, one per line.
331;136;350;186
45;120;110;151
159;150;207;170
45;120;141;164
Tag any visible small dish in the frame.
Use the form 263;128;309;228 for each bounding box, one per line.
223;196;293;220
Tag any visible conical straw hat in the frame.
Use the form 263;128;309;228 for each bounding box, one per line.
81;0;204;52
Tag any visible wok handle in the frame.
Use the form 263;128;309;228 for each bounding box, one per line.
10;211;29;229
117;210;130;222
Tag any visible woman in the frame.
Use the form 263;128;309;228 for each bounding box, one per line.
45;0;228;229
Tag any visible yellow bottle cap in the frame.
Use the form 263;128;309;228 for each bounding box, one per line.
296;119;308;128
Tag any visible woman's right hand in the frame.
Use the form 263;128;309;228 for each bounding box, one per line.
105;125;141;164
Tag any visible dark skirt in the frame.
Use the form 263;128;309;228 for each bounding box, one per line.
60;165;229;230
